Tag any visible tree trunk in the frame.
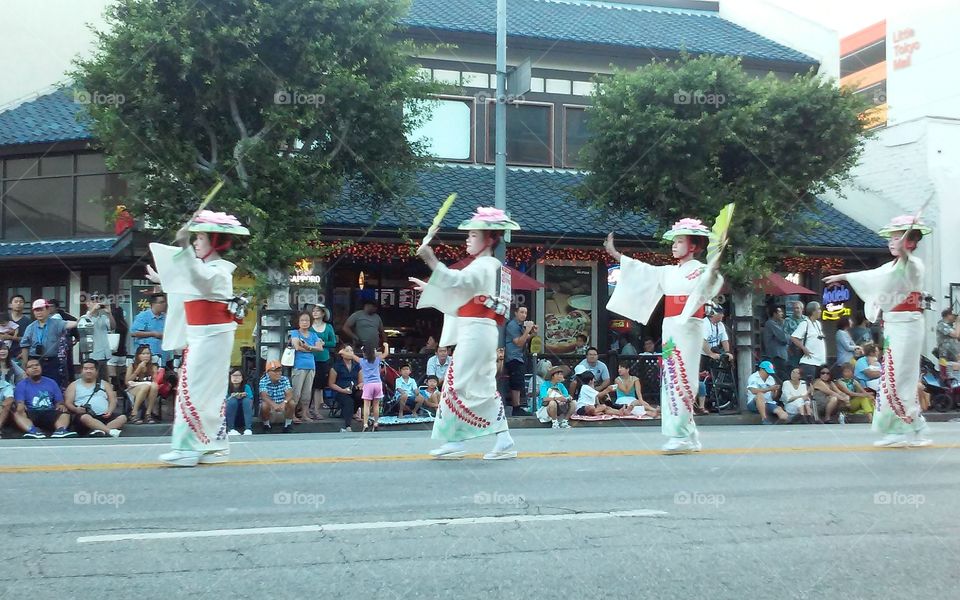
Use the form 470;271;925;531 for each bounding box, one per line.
731;288;755;413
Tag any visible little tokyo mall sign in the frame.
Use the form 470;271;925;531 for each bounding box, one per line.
822;284;852;321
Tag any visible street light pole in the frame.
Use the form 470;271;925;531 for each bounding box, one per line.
494;0;507;262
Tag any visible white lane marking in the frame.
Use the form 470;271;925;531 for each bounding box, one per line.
77;509;667;544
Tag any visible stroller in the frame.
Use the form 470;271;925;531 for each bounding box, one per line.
923;354;960;412
701;354;738;413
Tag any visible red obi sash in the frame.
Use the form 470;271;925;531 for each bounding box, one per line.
184;300;239;326
664;295;704;319
890;292;922;313
457;295;506;325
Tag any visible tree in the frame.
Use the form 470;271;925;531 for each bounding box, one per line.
578;54;870;399
72;0;437;283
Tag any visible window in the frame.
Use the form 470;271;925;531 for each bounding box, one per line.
485;101;553;167
0;152;125;239
406;96;475;162
563;106;589;168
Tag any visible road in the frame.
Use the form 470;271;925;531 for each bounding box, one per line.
2;423;959;600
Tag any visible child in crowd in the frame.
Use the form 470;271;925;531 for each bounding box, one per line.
394;364;423;418
573;368;622;417
423;375;441;412
359;342;389;432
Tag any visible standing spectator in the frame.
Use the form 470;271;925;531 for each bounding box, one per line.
358;342;389;430
538;365;575;429
125;344;160;424
310;304;337;417
0;378;13;438
80;293;116;379
701;307;733;370
618;334;638;356
226;368;254;436
783;300;805;367
503;306;536;416
425;345;451;383
854;342;882;392
12;358;76;438
575;347;611;389
342;300;385;352
419;335;438;355
287;311;323;423
835;317;860;367
107;303;129;394
47;299;77;321
130;293;167;360
936;309;959;361
0;345;25;385
64;358;126;437
745;361;788;424
328;344;362;433
19;299;77;386
790;301;826;382
781;367;815;423
6;295;32;360
258;360;295;433
850;316;872;345
762;306;789;380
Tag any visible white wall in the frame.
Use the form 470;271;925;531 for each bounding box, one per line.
0;0;113;107
720;0;840;79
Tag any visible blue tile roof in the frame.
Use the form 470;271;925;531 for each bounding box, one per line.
0;237;120;258
402;0;816;65
324;164;886;249
0;89;91;146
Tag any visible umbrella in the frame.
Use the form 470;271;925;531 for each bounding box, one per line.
722;273;816;296
448;256;544;291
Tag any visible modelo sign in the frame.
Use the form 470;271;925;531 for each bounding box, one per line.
822;283;852;321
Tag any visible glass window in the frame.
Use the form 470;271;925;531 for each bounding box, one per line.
540;262;595;354
40;155;74;177
486;102;553;166
76;174;115;234
3;178;74;239
4;159;38;180
407;98;474;161
77;153;107;174
563;106;589;168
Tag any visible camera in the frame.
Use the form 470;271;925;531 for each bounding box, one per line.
33;344;44;356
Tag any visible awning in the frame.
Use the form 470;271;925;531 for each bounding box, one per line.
448;256;544;291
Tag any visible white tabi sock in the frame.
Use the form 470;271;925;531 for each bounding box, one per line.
493;431;514;451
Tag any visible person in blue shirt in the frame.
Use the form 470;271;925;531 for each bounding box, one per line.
19;299;78;386
538;365;575;429
11;358;76;438
393;363;423;419
225;368;254;436
130;293;167;360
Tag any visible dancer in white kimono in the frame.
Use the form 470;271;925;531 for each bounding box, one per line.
146;210;249;466
409;207;519;460
824;215;932;448
605;207;732;454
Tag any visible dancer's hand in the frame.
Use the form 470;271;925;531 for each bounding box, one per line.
174;224;191;248
604;233;621;261
822;274;846;285
145;265;161;284
416;244;439;269
408;277;428;292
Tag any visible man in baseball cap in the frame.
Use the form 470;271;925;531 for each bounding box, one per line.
257;360;294;433
745;360;788;423
19;299;78;386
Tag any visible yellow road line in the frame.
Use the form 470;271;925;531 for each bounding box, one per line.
1;443;956;474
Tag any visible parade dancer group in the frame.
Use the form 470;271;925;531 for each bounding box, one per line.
149;201;934;466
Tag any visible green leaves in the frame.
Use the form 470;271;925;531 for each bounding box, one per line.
578;54;869;286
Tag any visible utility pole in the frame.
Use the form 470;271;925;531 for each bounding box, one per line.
494;0;507;261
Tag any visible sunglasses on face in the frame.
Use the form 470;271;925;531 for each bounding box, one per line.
820;372;830;376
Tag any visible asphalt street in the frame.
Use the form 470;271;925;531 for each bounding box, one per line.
2;424;959;600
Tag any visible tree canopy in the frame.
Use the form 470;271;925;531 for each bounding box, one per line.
73;0;437;277
578;54;870;286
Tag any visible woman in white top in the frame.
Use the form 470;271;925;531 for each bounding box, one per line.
781;367;814;423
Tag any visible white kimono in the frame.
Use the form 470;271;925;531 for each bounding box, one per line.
150;243;237;452
417;256;508;442
846;255;926;435
607;256;723;438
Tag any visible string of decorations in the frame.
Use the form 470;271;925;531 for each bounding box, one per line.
779;256;845;274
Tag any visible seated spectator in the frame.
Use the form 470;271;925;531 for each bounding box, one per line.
394;364;423;418
126;344;160;424
259;360;294;433
746;361;788;423
0;378;14;438
422;375;441;411
618;334;638;356
419;335;438;355
811;367;844;423
781;367;815;423
12;358;76;438
426;346;451;383
226;367;254;436
575;347;611;389
0;344;25;385
573;368;622;417
642;338;658;353
854;343;882;392
611;363;660;417
64;358;127;437
834;364;874;420
538;365;575;429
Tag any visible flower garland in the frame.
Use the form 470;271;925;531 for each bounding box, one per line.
780;256;845;274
